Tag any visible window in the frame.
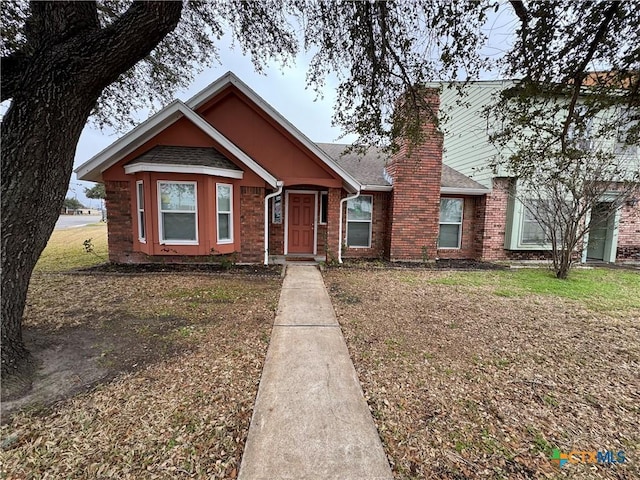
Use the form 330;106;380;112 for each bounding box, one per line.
438;198;463;248
272;194;282;224
346;195;372;247
136;180;145;242
319;192;328;224
158;181;197;244
615;122;638;156
521;202;547;244
217;183;233;243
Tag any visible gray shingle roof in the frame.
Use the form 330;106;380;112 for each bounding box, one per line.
316;143;488;191
316;143;390;186
127;145;241;171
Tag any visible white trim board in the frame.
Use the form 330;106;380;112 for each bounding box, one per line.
125;162;243;179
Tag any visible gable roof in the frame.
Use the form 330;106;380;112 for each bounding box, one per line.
317;143;489;194
75;101;277;187
186;72;361;193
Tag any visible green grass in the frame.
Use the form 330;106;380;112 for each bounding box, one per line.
427;268;640;313
34;224;108;272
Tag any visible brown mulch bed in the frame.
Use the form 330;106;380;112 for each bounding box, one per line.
324;269;640;480
1;273;281;479
79;262;283;276
336;258;508;271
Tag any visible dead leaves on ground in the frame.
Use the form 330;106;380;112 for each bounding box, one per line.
325;269;640;480
1;274;280;479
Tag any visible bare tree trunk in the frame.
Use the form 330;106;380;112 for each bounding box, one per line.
1;1;182;398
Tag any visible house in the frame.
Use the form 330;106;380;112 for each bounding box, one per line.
76;73;640;265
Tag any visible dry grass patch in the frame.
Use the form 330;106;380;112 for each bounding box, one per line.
324;268;640;479
1;272;280;479
34;223;108;272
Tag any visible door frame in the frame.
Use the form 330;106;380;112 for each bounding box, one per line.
284;190;318;255
582;201;621;263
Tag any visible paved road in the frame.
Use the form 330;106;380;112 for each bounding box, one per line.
55;214;104;230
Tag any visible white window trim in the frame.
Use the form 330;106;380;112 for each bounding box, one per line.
136;180;146;243
346;194;373;248
157;180;199;245
318;191;328;225
272;194;282;224
438;197;463;249
216;183;233;244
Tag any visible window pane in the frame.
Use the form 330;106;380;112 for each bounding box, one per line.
440;198;463;223
218;213;230;240
160;183;196;211
347;222;371;247
438;224;460;248
320;193;328;223
162;212;196;240
217;184;231;211
137;183;144;209
272;195;282;224
347;196;372;221
139;212;145;239
521;221;546;244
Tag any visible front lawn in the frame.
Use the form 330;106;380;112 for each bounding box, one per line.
1;225;281;479
325;267;640;479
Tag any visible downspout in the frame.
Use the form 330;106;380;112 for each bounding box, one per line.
338;188;362;264
264;181;284;265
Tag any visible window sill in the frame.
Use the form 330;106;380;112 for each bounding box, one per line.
217;239;234;245
160;241;199;246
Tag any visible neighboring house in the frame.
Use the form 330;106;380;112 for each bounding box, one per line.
76;73;639;265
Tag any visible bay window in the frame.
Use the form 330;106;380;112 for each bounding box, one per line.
217;183;233;243
158;181;197;244
136;180;145;242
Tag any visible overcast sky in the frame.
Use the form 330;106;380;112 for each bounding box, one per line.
71;44;357;206
69;6;517;207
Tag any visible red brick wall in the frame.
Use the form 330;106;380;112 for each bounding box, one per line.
342;191;390;259
326;188;342;263
239;186;264;263
387;91;443;261
478;178;510;260
436;195;481;260
617;200;640;262
105;180;142;263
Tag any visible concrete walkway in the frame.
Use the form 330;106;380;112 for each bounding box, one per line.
238;265;393;480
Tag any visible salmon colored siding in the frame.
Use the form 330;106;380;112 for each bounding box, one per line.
198;87;342;188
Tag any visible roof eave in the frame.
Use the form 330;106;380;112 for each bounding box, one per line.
440;187;489;195
75;101;185;182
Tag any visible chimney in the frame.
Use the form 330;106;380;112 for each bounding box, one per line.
386;89;443;261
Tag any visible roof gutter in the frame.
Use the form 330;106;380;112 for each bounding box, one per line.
264;181;284;265
440;187;489;196
338;189;361;264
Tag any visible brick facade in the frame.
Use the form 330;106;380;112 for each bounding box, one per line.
387;91;443;261
617;200;640;262
436;195;482;260
239;186;265;263
341;191;390;260
105;180;142;263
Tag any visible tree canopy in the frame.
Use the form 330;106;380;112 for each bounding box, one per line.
84;183;106;200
